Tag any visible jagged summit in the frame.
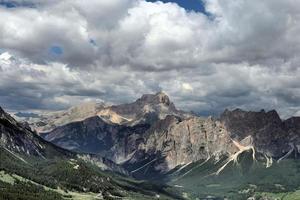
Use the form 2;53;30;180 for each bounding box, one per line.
29;101;105;133
0;106;18;124
29;92;191;132
108;91;184;125
221;108;283;138
222;108;281;119
139;91;171;105
221;108;300;158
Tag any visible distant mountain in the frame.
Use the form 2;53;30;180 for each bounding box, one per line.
0;106;183;200
14;111;40;118
28;92;191;133
3;90;300;199
40;93;300;183
104;91;189;125
29;102;106;133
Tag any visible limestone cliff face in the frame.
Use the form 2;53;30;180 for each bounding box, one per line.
138;108;300;173
143;116;237;170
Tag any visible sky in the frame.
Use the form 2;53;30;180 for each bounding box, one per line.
147;0;207;13
0;0;300;118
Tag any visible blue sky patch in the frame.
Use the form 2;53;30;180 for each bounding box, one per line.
0;0;35;8
147;0;207;14
49;46;63;56
0;1;16;8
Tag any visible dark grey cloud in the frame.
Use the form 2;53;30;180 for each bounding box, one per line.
0;0;300;118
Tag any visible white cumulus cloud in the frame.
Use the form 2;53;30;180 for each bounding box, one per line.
0;0;299;118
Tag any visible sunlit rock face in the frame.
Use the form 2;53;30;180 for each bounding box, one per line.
143;115;237;170
29;102;105;133
29;92;191;133
105;91;190;126
117;108;300;175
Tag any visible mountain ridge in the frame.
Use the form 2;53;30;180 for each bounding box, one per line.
2;92;300;199
0;106;183;200
23;91;191;133
32;93;300;181
5;92;300;179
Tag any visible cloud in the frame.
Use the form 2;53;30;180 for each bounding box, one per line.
182;83;193;91
0;0;300;118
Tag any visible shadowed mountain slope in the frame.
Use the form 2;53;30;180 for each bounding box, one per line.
0;106;184;200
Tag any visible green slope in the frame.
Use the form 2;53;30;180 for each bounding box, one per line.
0;146;183;200
168;151;300;200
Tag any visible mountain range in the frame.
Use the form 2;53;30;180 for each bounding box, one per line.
2;92;300;199
0;105;183;200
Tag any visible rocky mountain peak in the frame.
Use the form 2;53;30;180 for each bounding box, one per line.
138;91;171;106
0;106;17;124
220;108;300;157
221;108;282;134
104;92;185;126
26;92;187;133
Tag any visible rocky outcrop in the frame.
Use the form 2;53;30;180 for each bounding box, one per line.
143;116;237;170
220;109;300;158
